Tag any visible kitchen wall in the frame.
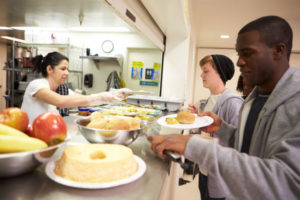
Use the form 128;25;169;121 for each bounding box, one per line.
25;31;161;95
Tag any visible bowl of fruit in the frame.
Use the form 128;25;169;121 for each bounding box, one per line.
0;108;67;178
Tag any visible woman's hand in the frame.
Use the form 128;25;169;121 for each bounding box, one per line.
110;88;133;99
88;92;121;106
147;134;192;158
198;112;222;133
188;104;198;113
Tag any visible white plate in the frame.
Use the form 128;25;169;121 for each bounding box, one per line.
45;155;146;189
157;114;214;130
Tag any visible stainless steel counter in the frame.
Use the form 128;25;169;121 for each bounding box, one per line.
0;116;170;200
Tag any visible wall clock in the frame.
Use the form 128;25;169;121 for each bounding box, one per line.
101;40;114;53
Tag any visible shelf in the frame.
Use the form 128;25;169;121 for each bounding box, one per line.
3;67;33;72
79;54;123;66
15;43;69;49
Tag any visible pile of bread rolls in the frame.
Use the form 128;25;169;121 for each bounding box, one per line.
86;112;140;130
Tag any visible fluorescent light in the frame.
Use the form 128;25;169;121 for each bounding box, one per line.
68;27;130;32
0;26;12;30
220;35;230;39
1;36;28;43
12;27;67;32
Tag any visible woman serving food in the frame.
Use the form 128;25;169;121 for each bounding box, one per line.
21;52;131;123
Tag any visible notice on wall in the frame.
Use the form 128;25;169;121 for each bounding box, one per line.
152;62;161;82
131;61;143;80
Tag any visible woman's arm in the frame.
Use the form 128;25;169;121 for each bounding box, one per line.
34;88;118;108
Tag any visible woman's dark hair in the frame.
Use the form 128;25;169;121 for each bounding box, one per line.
32;52;69;77
238;15;293;60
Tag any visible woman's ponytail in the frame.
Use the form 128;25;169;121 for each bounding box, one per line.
32;55;46;76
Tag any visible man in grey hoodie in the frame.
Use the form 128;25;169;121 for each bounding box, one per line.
148;16;300;200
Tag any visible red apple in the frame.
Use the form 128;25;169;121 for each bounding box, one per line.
25;124;34;137
0;107;29;132
32;112;67;145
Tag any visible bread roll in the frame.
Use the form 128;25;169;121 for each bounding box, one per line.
86;118;107;129
105;118;130;130
127;118;140;130
90;112;104;121
177;111;195;124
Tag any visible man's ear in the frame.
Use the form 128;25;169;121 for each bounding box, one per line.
273;43;286;60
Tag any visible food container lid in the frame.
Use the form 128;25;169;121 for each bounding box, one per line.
89;108;101;113
78;107;89;111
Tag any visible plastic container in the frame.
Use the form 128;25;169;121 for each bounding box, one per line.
126;95;184;111
78;107;90;116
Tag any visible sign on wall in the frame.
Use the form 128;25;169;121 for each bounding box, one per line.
131;61;143;80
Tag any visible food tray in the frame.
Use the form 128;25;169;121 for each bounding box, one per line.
126;95;184;111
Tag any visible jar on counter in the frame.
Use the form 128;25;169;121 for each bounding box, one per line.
78;107;90;116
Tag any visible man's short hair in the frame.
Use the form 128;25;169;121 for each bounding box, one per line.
238;16;293;60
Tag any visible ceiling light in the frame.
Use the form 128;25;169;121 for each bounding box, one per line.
0;26;12;30
220;35;230;39
1;36;28;43
68;27;130;32
12;27;67;32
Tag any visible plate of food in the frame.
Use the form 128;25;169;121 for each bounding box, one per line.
157;111;213;130
45;144;146;189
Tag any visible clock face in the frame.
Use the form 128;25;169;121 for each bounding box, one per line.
101;40;114;53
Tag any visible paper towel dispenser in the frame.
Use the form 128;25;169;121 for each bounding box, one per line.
84;73;93;88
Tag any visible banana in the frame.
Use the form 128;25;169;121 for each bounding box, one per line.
0;123;28;137
0;135;47;153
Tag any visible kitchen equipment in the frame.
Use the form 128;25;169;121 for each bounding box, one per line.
15;47;24;58
126;95;184;111
0;142;65;178
76;117;146;145
22;57;33;68
84;74;93;88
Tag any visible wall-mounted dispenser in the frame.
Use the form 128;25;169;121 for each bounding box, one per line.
84;73;93;88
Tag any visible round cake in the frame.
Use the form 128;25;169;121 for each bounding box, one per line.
54;144;138;183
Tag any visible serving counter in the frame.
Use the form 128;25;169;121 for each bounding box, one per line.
0;116;173;200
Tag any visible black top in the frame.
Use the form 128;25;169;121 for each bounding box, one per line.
241;92;270;153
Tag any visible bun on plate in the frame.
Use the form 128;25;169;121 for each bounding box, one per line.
177;111;195;124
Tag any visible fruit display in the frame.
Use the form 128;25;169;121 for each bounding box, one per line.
32;112;67;145
0;135;47;153
0;123;47;153
0;107;29;132
0;108;67;153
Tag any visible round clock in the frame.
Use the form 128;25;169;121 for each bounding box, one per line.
101;40;114;53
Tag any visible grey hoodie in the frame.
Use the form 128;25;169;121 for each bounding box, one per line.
211;88;243;127
185;67;300;200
